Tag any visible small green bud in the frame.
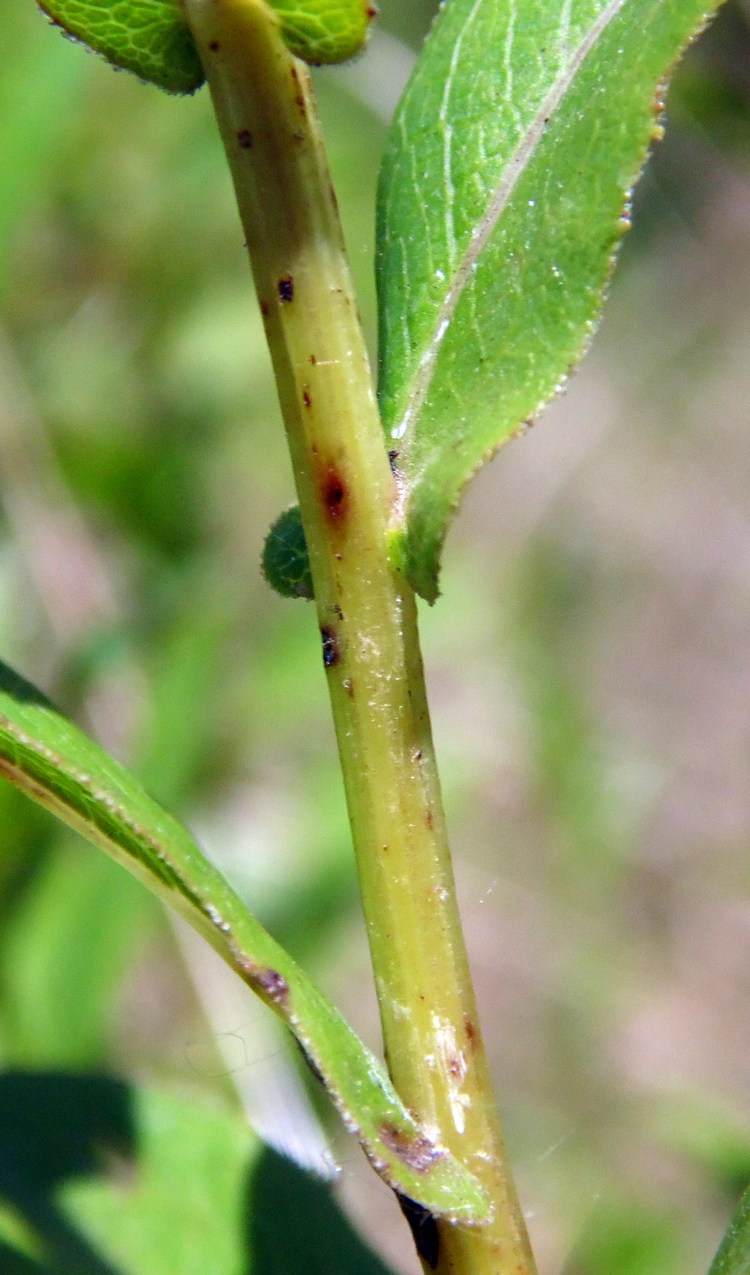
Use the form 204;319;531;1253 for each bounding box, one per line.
262;505;314;600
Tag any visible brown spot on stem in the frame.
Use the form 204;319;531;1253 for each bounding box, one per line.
208;39;220;51
464;1014;478;1050
236;128;253;149
290;65;305;113
302;386;312;408
380;1123;442;1173
425;809;434;830
277;276;294;303
255;968;289;1005
260;300;270;317
309;354;317;365
397;1196;439;1270
319;466;349;524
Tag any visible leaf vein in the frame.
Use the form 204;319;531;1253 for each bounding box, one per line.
503;0;523;137
439;0;483;270
392;0;628;446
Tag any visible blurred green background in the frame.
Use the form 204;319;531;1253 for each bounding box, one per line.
1;0;750;1271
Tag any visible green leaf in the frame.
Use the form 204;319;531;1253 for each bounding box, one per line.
270;0;375;65
0;661;488;1224
0;1072;394;1273
377;0;723;601
707;1183;750;1275
38;0;205;94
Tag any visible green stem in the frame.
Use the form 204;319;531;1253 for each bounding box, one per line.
183;3;536;1271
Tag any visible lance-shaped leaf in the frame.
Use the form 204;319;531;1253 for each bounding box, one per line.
0;660;488;1224
377;0;723;602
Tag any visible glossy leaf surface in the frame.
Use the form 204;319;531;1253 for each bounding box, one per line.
377;0;722;601
0;661;487;1223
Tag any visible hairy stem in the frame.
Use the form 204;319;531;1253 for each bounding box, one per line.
183;2;536;1270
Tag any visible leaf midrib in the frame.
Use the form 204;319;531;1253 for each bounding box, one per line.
391;0;628;450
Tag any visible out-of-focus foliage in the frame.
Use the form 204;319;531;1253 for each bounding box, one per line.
1;0;750;1271
0;1074;393;1274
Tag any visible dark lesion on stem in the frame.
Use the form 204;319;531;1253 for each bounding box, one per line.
320;626;339;668
277;275;294;302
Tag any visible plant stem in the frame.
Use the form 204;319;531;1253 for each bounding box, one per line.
183;3;536;1270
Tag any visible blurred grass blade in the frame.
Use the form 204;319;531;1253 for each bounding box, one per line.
377;0;723;601
0;660;488;1223
707;1184;750;1275
3;843;159;1067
